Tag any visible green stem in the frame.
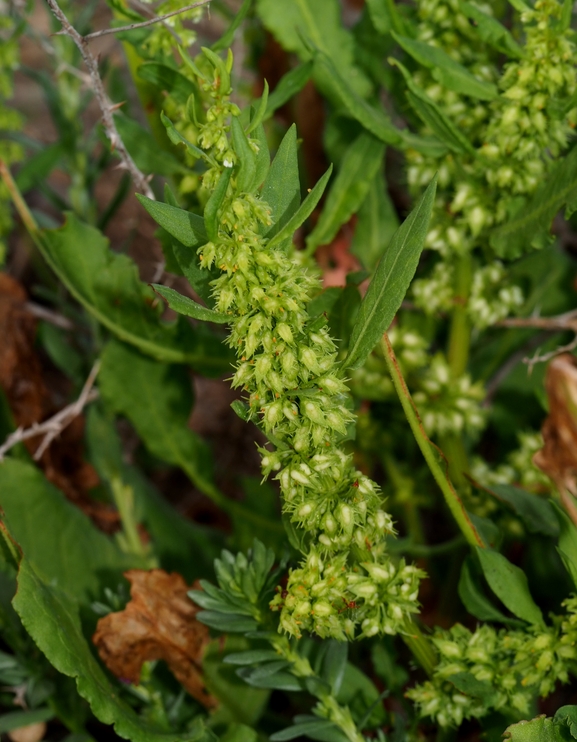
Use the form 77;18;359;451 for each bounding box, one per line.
381;334;483;548
383;454;424;545
402;618;437;677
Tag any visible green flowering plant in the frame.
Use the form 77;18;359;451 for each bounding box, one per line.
3;2;577;742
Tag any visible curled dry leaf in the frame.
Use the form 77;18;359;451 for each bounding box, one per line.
92;569;217;709
534;353;577;525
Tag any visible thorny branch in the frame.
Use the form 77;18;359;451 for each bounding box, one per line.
0;362;101;462
80;0;212;41
45;0;155;200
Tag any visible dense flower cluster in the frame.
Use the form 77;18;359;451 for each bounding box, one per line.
407;597;577;727
191;53;424;640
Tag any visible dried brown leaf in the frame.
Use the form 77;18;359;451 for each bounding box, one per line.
92;569;217;709
534;353;577;524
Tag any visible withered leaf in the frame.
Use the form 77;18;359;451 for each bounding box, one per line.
93;569;217;709
534;353;577;524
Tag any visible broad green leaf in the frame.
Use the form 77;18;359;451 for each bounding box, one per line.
137;61;198;103
503;716;563;742
267;165;333;250
365;0;396;34
204;167;232;242
270;720;342;742
560;0;573;30
85;406;221;581
491;145;577;258
391;60;476;155
458;557;522;625
212;0;253;51
313;52;403;146
447;672;496;702
261;125;301;241
37;213;227;372
306;132;385;253
0;709;54;734
231;118;257;193
553;502;577;590
484;484;559;537
114;115;187;176
351;170;399;271
392;32;498;100
458;2;524;58
12;558;211;742
344;175;437;371
475;547;545;626
136;195;207;248
336;663;386;727
264;63;313;120
0;459;140;605
256;0;371;98
554;707;577;738
152;285;229;323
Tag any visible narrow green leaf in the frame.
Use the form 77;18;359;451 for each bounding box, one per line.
224;650;281;665
160;111;214;165
264;63;313;120
212;0;253;51
136;195;207;248
313;52;403;146
15;143;64;193
261;124;300;240
344;175;437;371
306;132;385;253
458;557;523;625
392;32;498;100
266;165;333;250
270;721;338;742
250;122;270;191
484;483;559;537
560;0;573;30
151;285;230;323
507;0;532;12
476;547;545;626
204;166;232;242
351;170;399;271
553;502;577;590
231;117;257;193
13;558;206;742
137;61;198;103
236;668;302;691
391;59;476;155
320;641;348;695
458;2;524;58
0;709;54;734
491;145;577;258
231;400;250;421
197;611;259;633
173;243;217;308
247;81;269;134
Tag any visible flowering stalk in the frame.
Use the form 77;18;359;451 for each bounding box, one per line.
178;49;425;641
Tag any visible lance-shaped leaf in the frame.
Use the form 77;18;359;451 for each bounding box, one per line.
458;2;524;58
391;60;476;156
261;125;300;241
204;167;232;242
306;132;385;254
136;195;207;248
344;175;437;371
264;63;313;120
475;547;545;627
458;557;523;626
151;285;230;324
352;170;399;271
266;165;333;250
212;0;253;51
231;118;257;194
392;32;498;100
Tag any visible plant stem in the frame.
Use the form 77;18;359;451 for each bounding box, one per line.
402;618;437;677
381;334;483;548
383;453;424;544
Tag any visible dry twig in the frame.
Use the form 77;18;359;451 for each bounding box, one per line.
45;0;155;199
0;361;101;462
496;309;577;371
